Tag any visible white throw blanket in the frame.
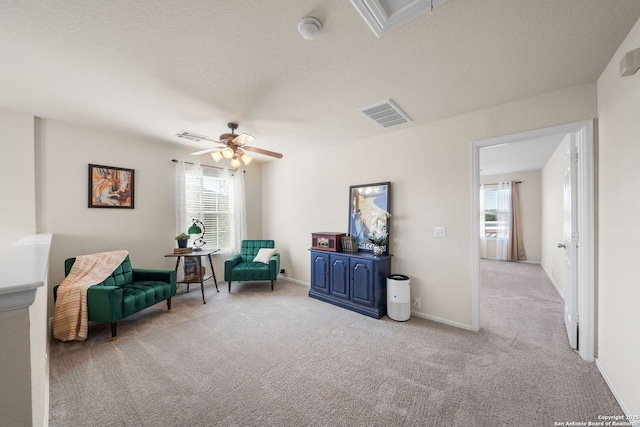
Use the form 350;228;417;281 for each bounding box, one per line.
53;250;129;342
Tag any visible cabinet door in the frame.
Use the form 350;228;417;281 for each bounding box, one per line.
330;255;350;299
351;258;374;306
310;252;330;294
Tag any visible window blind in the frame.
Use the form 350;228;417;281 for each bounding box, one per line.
184;171;231;250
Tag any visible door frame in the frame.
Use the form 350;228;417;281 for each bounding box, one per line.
471;120;595;361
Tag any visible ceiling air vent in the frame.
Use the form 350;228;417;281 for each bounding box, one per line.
351;0;451;37
176;130;208;142
359;99;411;128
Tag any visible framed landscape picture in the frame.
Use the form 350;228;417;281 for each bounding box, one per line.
348;182;390;252
88;164;135;208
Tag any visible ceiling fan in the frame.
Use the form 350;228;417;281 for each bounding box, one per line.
177;122;283;167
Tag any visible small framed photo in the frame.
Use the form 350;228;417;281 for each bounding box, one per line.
88;164;134;208
348;182;390;252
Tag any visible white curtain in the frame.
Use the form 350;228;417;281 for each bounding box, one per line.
495;182;511;261
222;167;247;254
175;161;203;239
479;184;487;258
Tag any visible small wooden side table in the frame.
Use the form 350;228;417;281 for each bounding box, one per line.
164;249;220;304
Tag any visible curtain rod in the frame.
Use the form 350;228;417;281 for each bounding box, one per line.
171;159;244;173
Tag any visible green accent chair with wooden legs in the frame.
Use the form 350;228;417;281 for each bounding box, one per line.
224;240;280;292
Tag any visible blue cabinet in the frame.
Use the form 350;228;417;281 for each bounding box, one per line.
351;257;374;306
309;250;391;318
310;251;330;294
329;254;350;299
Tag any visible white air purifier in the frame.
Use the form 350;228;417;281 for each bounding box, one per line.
387;274;410;321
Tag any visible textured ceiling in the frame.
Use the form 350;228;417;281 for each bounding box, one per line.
1;1;639;162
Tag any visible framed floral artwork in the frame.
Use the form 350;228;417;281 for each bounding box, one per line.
88;164;135;208
348;182;391;253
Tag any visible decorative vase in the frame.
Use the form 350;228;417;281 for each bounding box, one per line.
372;245;384;256
177;239;188;249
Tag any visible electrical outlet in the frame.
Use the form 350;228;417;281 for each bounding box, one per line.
413;297;421;308
434;227;446;238
279;268;285;274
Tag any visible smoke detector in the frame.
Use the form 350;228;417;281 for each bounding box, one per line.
298;17;322;40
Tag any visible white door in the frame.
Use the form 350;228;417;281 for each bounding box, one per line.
561;136;578;349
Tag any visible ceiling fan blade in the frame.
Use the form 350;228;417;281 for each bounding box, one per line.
243;145;283;159
191;145;225;156
232;133;255;145
177;130;226;156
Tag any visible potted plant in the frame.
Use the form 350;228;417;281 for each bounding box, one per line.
367;211;391;256
175;233;190;248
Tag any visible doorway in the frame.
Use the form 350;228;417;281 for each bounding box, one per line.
471;120;595;361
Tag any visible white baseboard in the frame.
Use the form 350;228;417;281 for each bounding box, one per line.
281;277;474;331
481;257;540;265
410;310;474;331
595;358;634;421
211;276;308;286
278;276;309;287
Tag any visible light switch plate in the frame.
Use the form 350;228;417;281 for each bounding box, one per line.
434;227;446;238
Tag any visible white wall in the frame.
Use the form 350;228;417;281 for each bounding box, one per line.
0;108;47;426
0;108;35;249
245;163;263;240
596;17;640;416
0;309;32;425
480;171;542;262
35;118;263;289
261;83;597;328
29;273;50;427
541;136;568;294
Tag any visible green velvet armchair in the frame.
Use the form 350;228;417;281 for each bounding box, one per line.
224;240;280;292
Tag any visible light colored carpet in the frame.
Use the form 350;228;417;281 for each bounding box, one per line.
49;261;622;426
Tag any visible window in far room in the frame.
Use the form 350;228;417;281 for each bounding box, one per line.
483;185;499;238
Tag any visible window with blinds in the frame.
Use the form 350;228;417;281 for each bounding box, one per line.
184;170;231;250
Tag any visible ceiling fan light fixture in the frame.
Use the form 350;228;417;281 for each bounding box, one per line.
211;151;223;162
222;147;235;159
186;121;283;166
241;152;253;165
